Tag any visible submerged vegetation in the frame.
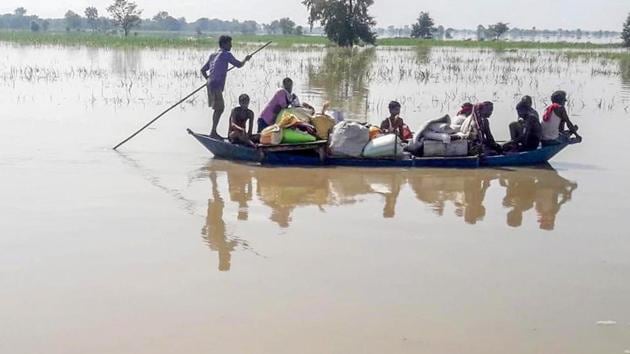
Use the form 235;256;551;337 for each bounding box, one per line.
2;42;626;115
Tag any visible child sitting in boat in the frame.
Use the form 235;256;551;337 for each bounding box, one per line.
380;101;409;141
541;90;582;146
228;94;256;148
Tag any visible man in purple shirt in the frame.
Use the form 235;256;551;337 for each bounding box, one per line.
201;35;251;139
258;77;313;132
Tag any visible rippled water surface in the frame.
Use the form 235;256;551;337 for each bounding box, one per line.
1;42;629;354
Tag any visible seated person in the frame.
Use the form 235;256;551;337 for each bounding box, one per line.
380;101;407;141
504;96;542;152
228;94;256;148
451;102;473;132
541;90;582;146
461;101;502;155
257;77;313;133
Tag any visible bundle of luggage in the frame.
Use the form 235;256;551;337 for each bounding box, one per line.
328;121;406;158
405;114;469;158
260;108;470;159
327;115;470;159
259;107;338;145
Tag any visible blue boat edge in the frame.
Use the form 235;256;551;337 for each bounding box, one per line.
187;129;573;169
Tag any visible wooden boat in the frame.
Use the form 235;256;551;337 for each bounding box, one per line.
187;129;574;168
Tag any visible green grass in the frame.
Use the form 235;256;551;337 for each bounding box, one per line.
0;31;220;48
564;50;630;60
0;30;626;52
0;31;331;48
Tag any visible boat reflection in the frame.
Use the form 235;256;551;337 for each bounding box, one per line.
202;162;578;270
407;170;495;225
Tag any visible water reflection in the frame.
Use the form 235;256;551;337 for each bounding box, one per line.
255;168;332;227
532;172;578;230
407;168;577;229
111;49;142;77
307;47;376;120
202;172;238;271
202;163;578;270
415;46;431;64
408;170;494;225
86;47;100;66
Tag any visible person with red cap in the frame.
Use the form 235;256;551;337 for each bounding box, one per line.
541;90;582;146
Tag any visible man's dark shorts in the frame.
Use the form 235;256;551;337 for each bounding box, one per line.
207;87;225;111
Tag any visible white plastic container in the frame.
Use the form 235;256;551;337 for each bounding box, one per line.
362;134;405;158
329;121;370;157
423;140;468;157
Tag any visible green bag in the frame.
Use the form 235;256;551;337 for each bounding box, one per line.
282;128;316;144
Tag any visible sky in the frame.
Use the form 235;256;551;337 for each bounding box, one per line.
1;0;628;31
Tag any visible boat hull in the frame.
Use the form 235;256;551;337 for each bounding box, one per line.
480;143;569;167
188;129;569;169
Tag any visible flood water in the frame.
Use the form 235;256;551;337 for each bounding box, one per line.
1;42;630;354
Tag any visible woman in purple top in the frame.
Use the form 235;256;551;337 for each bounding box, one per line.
257;77;313;132
201;35;251;139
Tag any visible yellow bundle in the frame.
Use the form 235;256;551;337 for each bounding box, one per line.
310;114;336;140
277;108;313;124
276;113;301;129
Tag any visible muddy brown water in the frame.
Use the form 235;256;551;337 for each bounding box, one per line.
1;43;629;354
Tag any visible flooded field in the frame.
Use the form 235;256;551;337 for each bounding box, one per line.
1;42;629;354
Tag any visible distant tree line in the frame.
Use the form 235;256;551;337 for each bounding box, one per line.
264;18;304;35
0;1;307;36
1;2;628;47
0;7;49;32
377;24;621;42
408;12;626;42
623;13;630;47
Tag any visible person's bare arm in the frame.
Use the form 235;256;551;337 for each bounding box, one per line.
555;106;581;138
228;109;236;130
380;119;387;131
397;118;405;140
482;119;499;147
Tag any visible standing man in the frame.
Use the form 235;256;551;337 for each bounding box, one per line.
201;35;251;139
